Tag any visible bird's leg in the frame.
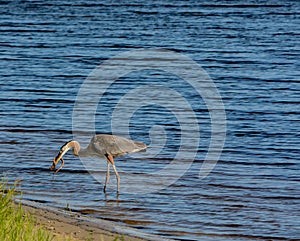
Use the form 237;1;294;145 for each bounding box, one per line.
112;164;120;194
106;154;120;193
103;161;110;193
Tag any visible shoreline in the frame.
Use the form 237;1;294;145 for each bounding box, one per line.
19;199;172;241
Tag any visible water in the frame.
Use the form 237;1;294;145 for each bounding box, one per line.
1;1;300;240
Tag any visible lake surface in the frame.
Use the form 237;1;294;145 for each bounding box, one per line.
1;1;299;240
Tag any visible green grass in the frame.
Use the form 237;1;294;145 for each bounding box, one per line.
0;179;130;241
0;180;53;241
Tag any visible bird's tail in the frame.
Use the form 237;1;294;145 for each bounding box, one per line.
134;141;147;152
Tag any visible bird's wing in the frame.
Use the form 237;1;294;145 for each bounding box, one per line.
92;134;146;158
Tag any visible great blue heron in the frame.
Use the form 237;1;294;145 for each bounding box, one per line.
50;134;147;193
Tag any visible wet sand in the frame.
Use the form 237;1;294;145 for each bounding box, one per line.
20;200;170;241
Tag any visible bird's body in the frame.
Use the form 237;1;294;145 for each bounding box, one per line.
84;134;147;158
50;134;147;193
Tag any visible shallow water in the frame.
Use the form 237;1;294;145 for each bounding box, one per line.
1;1;300;240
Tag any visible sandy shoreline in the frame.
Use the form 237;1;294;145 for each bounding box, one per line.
19;199;172;241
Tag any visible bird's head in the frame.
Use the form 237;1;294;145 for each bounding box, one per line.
50;141;73;174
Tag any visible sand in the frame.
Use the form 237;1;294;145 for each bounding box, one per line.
20;200;171;241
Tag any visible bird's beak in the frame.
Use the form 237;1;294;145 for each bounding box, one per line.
54;158;64;174
50;150;66;174
50;160;56;171
50;157;64;174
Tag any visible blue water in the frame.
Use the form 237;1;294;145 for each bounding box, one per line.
1;1;300;240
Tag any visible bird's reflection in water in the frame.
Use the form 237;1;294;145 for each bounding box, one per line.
104;192;120;208
104;191;120;200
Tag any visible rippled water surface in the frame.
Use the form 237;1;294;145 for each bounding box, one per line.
1;1;299;240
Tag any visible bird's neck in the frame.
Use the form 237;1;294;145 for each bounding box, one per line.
68;140;90;157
